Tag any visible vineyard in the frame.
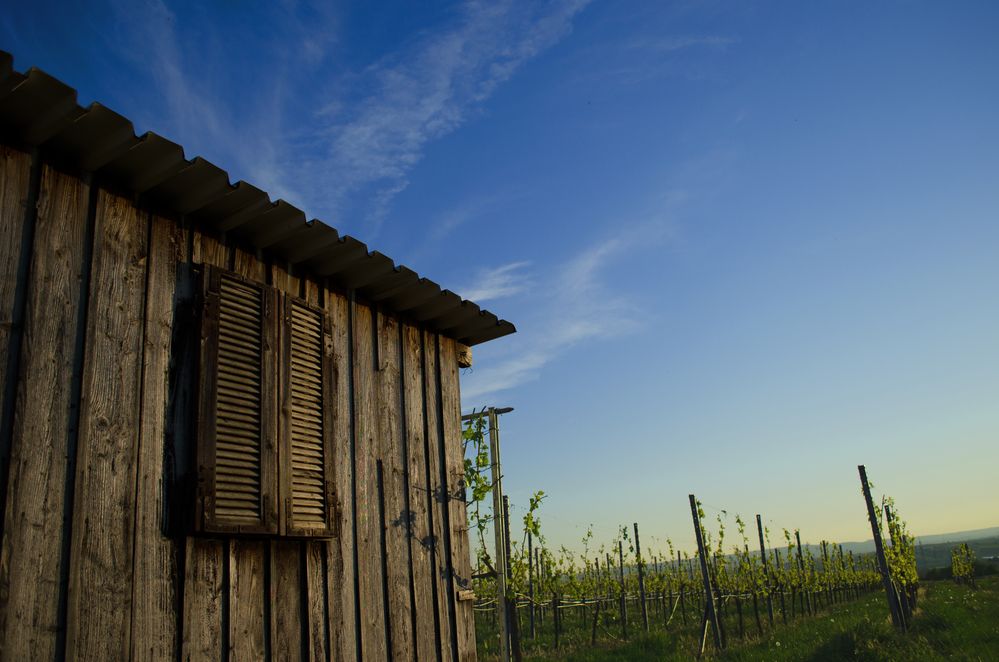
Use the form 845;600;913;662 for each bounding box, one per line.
462;410;923;660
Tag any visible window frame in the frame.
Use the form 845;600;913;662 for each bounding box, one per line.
194;265;337;539
279;292;338;538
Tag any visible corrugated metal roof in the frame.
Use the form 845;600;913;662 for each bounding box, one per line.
0;50;515;347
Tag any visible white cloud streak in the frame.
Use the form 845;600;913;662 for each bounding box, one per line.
305;0;592;234
105;0;321;203
461;220;672;404
104;0;590;240
460;261;533;302
629;35;736;53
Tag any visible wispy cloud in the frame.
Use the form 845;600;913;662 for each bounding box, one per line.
102;0;590;241
565;31;738;88
401;191;523;267
104;0;330;203
460;261;533;302
627;35;736;53
461;217;674;404
307;0;592;235
108;0;224;140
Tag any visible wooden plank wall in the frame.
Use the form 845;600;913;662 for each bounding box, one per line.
0;147;478;661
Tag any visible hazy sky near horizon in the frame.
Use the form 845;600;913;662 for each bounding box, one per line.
4;0;997;556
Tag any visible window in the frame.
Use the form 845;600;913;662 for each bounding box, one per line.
194;265;336;538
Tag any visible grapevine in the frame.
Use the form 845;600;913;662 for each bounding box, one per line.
464;424;913;658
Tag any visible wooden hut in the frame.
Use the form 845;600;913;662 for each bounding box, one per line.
0;51;513;661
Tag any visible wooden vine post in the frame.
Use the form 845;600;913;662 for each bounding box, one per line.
590;556;602;645
689;494;722;654
794;530;811;615
552;593;559;650
617;539;628;639
488;408;510;661
502;496;523;661
633;522;650;632
535;547;543;625
858;465;905;630
884;504;912;621
527;531;535;639
821;540;832;607
605;553;613;589
677;550;687;626
756;514;775;628
746;541;763;637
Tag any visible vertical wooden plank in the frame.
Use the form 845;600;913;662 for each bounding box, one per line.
270;543;303;661
272;263;306;662
438;337;477;661
304;542;328;662
325;288;356;662
230;245;269;660
182;538;224;661
181;229;228;662
230;539;267;659
130;215;184;660
0;146;31;423
0;166;87;660
402;324;438;661
423;330;454;662
233;245;266;283
302;278;330;662
273;262;301;300
192;231;226;269
353;304;388;661
0;145;33;557
65;189;148;660
376;313;415;661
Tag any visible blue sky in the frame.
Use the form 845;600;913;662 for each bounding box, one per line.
4;0;997;556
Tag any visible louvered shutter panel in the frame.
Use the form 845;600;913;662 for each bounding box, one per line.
197;266;279;534
281;297;336;537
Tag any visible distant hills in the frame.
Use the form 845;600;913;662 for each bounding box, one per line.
642;526;999;577
830;526;999;556
913;526;999;546
786;526;999;574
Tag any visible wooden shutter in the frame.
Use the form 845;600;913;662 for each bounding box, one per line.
280;296;336;537
196;266;279;534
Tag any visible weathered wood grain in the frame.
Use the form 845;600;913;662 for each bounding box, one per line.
325;288;357;662
229;538;267;659
233;244;265;282
65;189;149;660
181;229;229;662
438;337;478;661
270;542;303;661
423;329;455;662
0;145;32;516
353;304;388;661
0;165;87;660
302;278;331;662
402;324;439;661
229;245;270;660
376;313;415;661
130;214;185;661
273;263;301;301
305;541;329;662
0;145;32;564
0;150;485;659
271;264;306;662
181;537;224;661
192;230;227;269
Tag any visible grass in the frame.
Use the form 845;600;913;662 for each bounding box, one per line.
477;577;999;661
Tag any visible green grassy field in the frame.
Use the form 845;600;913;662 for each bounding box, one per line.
478;577;999;661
